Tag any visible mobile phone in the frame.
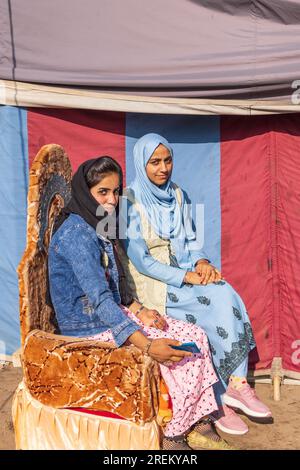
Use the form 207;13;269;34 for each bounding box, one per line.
171;342;201;354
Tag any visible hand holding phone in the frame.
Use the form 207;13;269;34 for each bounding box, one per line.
171;342;201;354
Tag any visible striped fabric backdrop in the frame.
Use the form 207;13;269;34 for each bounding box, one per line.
1;105;300;377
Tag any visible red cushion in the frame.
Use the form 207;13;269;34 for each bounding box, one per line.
69;408;126;420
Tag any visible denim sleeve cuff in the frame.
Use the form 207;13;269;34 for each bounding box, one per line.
112;319;141;347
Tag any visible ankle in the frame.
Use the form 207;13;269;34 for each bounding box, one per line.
164;433;186;442
228;375;247;390
162;434;190;450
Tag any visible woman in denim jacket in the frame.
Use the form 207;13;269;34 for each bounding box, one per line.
48;156;232;450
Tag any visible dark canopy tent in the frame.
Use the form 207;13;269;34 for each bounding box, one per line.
1;0;300;400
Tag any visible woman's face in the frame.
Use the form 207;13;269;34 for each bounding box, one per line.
146;144;173;186
89;172;121;214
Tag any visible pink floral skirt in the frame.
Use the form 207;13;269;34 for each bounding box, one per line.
88;306;218;437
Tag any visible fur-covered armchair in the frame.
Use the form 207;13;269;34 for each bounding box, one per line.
13;144;162;449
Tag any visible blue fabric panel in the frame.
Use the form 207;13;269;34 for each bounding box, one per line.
0;106;28;356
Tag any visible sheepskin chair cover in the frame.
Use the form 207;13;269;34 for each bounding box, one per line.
17;144;160;423
18;144;72;345
23;330;160;424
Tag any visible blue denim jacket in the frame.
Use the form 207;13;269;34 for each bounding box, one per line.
48;213;140;346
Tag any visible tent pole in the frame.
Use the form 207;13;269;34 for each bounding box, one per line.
271;357;283;401
273;376;281;401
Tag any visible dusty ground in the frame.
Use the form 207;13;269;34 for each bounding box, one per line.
0;365;299;450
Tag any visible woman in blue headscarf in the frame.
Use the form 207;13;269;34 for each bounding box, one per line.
119;133;272;436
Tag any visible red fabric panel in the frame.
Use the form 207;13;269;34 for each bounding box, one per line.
221;116;274;371
27;108;126;181
69;408;125;420
274;115;300;374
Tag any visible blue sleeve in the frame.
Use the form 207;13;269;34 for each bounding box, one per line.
181;190;210;266
120;199;186;288
57;225;140;346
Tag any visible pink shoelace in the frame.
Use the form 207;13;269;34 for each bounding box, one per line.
239;384;257;399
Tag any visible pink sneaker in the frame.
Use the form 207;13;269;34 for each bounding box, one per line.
223;383;272;418
212;404;248;435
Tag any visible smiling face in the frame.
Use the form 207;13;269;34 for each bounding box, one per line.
89;172;121;214
145;144;173;186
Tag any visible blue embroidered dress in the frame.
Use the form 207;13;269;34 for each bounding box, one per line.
121;133;256;403
122;199;255;397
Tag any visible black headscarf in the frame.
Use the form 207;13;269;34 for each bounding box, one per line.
47;157;133;309
54;158;119;239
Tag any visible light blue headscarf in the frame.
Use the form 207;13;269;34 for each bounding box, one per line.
130;133;183;239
